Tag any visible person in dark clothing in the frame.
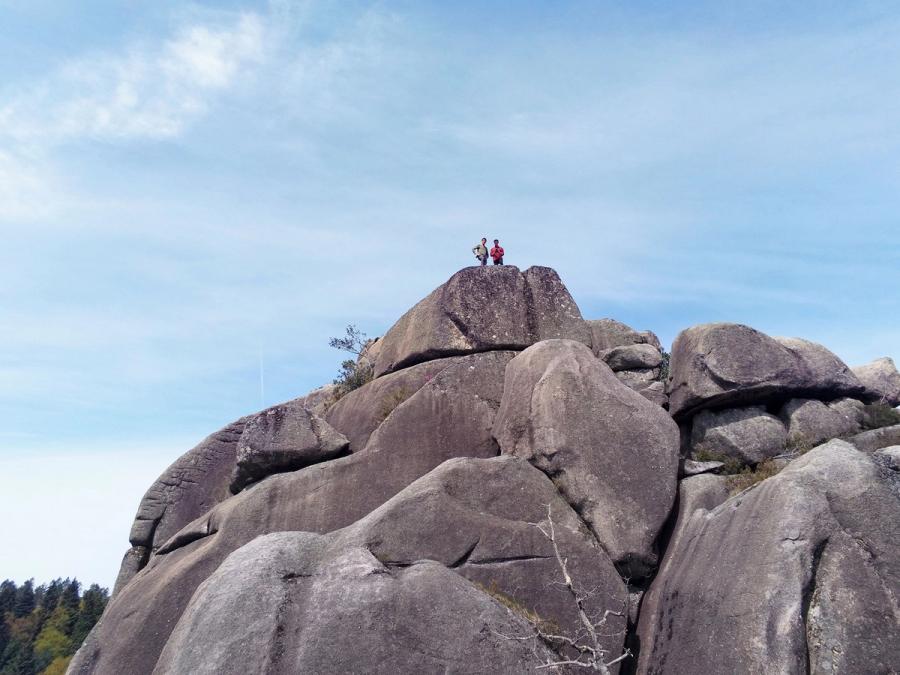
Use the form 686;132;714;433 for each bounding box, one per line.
490;239;504;265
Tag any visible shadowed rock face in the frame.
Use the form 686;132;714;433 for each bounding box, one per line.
636;440;900;675
493;339;680;579
229;401;349;494
853;356;900;406
374;265;590;377
668;323;864;419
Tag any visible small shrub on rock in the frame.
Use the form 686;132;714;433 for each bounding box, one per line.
726;459;781;495
692;449;745;475
329;324;375;400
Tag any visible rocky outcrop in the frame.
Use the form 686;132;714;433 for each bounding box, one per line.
636;440;900;674
154;533;557;675
689;406;787;465
668;323;864;418
373;266;590;377
230;401;348;493
779;397;864;449
853;357;900;406
72;456;628;674
87;265;900;675
493;339;680;578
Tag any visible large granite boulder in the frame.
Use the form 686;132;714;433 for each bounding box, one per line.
230;401;348;493
493;339;680;578
587;318;661;355
779;397;864;449
373;266;590;377
689;406;787;465
636;440;900;674
70;456;628;674
853;356;900;406
325;355;469;452
153;533;557;675
667;323;864;419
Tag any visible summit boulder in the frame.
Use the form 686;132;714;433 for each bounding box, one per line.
374;266;590;377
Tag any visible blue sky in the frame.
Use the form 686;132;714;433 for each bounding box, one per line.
1;0;898;588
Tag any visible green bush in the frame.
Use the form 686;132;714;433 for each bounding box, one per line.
329;325;375;400
726;459;782;495
692;449;745;475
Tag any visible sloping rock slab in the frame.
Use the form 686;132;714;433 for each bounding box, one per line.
493;339;680;578
153;533;557;675
690;405;786;465
636;440;900;675
325;355;469;452
374;265;589;377
853;356;900;406
230;401;348;494
668;323;863;419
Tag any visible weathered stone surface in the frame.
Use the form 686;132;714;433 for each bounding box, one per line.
668;323;864;418
636;440;900;675
690;406;787;465
325;355;469;452
874;446;900;471
153;533;557;675
587;318;660;355
601;343;663;371
779;397;864;448
230;401;348;494
126;417;250;554
681;459;725;476
848;424;900;453
299;384;338;416
374;266;590;377
853;356;900;406
493;339;680;578
112;546;149;596
615;368;660;388
72;456;628;674
637;380;668;408
361;351;513;459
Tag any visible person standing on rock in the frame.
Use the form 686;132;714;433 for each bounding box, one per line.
472;238;488;266
490;239;504;265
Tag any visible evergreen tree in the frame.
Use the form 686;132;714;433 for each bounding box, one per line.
70;586;107;648
0;582;15;617
37;582;63;614
0;618;9;665
12;583;34;620
0;636;35;675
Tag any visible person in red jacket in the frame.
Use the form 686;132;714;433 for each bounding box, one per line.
490;239;504;265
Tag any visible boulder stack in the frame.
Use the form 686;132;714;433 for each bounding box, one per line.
77;267;899;675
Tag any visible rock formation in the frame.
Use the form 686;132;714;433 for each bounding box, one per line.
74;266;899;675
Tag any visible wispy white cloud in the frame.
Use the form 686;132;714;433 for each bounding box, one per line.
0;12;265;145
